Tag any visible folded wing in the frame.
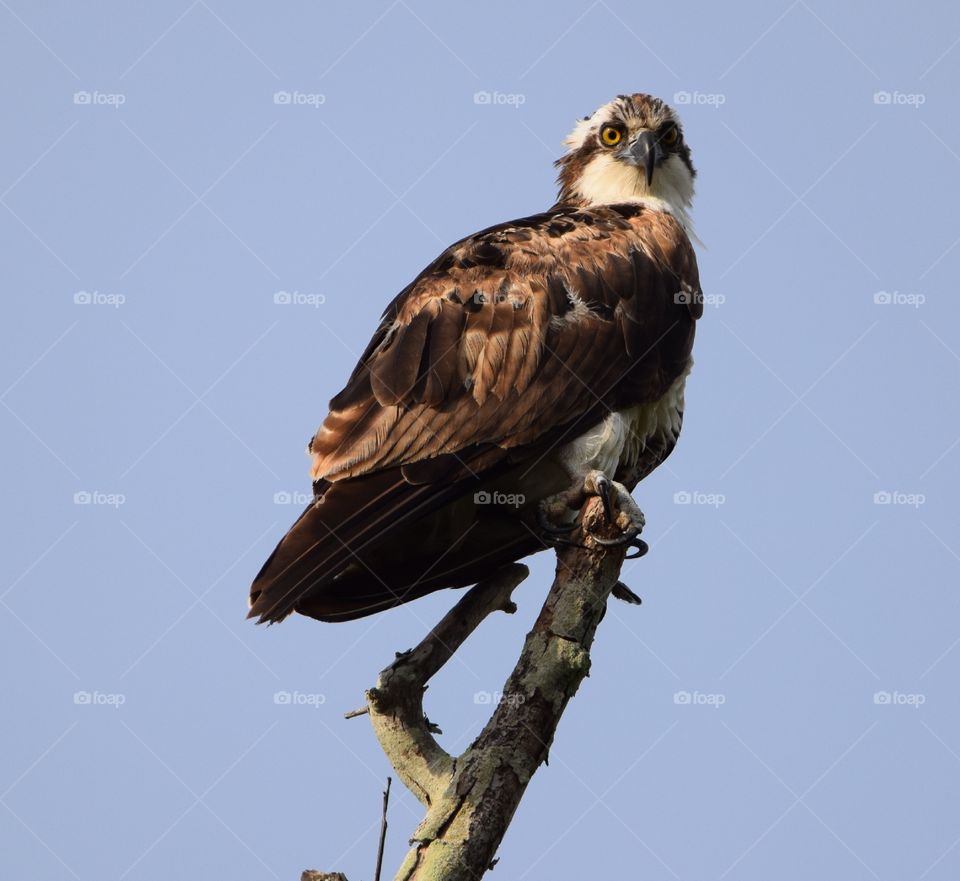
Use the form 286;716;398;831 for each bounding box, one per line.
249;204;701;623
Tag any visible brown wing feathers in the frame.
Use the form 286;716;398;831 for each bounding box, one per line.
249;449;506;624
248;204;701;623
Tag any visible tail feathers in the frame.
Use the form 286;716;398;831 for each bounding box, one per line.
248;466;479;624
293;530;539;622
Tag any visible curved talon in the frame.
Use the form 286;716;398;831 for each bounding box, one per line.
611;581;642;604
543;535;590;551
542;471;648;556
537;506;577;538
537;503;577;541
594;474;614;521
587;525;640;547
583;521;648;557
537;509;577;542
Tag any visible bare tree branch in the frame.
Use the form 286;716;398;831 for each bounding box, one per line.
305;496;633;880
344;706;370;720
366;562;528;809
374;777;392;881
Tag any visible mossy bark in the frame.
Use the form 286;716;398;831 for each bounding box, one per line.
307;498;630;880
379;500;627;880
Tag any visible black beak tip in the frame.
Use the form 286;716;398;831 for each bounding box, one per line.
628;130;660;188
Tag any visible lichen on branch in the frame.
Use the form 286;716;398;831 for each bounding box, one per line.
307;497;632;881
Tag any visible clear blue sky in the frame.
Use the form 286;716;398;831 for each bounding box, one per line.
3;2;959;878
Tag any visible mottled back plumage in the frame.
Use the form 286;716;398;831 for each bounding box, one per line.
249;93;704;624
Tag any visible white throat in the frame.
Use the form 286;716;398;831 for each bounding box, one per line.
573;152;695;233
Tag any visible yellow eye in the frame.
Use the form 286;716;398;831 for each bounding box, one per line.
600;125;622;146
660;125;680;147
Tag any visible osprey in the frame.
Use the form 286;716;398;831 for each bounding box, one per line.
249;93;702;624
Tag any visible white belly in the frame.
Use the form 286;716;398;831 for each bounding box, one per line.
557;364;690;481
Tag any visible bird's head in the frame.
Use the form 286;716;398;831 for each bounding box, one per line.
555;93;696;225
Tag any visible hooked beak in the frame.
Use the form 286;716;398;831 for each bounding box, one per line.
623;130;662;187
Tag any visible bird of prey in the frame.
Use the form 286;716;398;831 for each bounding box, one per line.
249;92;703;624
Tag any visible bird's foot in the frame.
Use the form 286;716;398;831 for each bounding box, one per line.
536;503;577;539
581;470;648;558
537;482;586;547
611;581;642;605
539;470;648;558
